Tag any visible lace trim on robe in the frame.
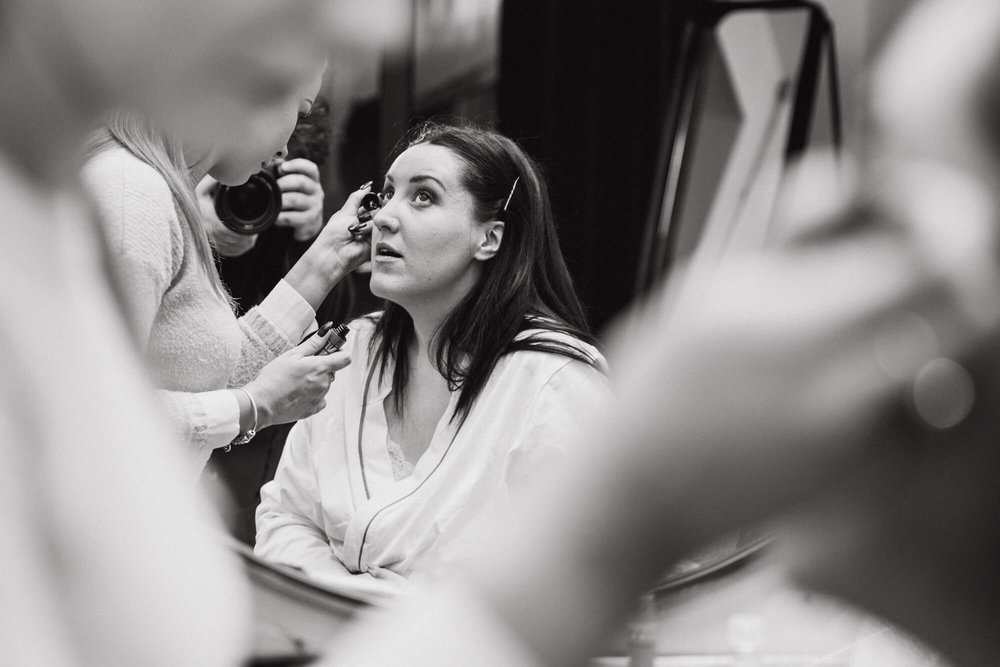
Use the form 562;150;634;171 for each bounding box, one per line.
385;434;415;481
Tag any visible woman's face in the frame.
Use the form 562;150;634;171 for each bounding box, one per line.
370;143;494;313
202;68;324;186
14;0;413;152
25;0;333;140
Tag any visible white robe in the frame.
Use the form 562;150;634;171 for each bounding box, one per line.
255;316;610;593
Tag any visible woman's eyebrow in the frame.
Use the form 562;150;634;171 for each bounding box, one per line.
410;174;446;190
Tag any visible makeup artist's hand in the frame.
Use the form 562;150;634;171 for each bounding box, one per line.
244;327;351;429
282;184;375;310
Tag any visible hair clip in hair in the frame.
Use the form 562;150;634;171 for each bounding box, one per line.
502;177;520;213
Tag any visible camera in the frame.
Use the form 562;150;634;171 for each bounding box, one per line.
213;164;282;235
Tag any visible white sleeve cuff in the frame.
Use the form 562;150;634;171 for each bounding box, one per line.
196;389;241;448
257;279;316;342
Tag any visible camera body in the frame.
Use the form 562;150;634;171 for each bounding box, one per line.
213;164;282;235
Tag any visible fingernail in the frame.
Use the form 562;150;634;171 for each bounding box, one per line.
317;321;334;337
359;180;373;191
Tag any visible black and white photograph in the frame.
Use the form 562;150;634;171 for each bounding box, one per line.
3;0;999;665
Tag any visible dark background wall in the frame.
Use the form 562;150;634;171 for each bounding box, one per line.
321;0;895;334
498;0;696;333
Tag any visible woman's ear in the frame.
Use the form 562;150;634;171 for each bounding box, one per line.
474;220;505;261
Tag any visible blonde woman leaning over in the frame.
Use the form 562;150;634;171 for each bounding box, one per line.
82;74;372;475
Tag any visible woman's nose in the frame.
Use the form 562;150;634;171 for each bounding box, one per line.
274;145;288;161
372;205;398;232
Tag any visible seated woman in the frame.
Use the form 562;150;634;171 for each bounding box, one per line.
81;69;372;476
254;122;610;590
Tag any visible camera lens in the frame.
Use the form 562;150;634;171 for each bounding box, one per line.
213;166;282;235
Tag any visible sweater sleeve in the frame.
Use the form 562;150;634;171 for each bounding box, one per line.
163;280;315;454
154;281;315;455
157;388;241;461
229;279;316;387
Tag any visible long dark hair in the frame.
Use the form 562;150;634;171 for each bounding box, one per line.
370;121;600;423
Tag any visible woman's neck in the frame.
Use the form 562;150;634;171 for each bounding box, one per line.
408;308;447;371
181;136;212;183
401;280;475;367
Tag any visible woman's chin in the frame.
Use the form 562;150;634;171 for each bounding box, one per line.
211;174;251;187
367;276;394;301
209;164;257;187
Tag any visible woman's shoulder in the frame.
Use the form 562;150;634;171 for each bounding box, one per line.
493;327;611;415
82;146;182;258
511;322;608;374
82;145;173;208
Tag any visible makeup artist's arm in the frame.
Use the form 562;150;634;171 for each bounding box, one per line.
281;185;373;310
224;184;375;387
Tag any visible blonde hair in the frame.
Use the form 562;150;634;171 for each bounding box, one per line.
87;110;232;306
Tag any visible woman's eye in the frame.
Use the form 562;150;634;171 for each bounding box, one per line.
413;189;433;204
379;189;393;204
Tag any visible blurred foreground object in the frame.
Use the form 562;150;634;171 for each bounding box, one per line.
0;0;405;663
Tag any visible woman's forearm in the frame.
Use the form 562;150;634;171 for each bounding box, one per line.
283;250;349;312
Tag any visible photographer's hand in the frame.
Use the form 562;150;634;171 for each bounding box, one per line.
196;174;258;257
274;158;325;241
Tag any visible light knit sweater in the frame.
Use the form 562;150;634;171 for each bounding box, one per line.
81;146;315;471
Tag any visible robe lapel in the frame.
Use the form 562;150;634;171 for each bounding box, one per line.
342;390;462;575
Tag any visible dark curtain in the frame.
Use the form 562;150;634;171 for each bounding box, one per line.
499;0;697;334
